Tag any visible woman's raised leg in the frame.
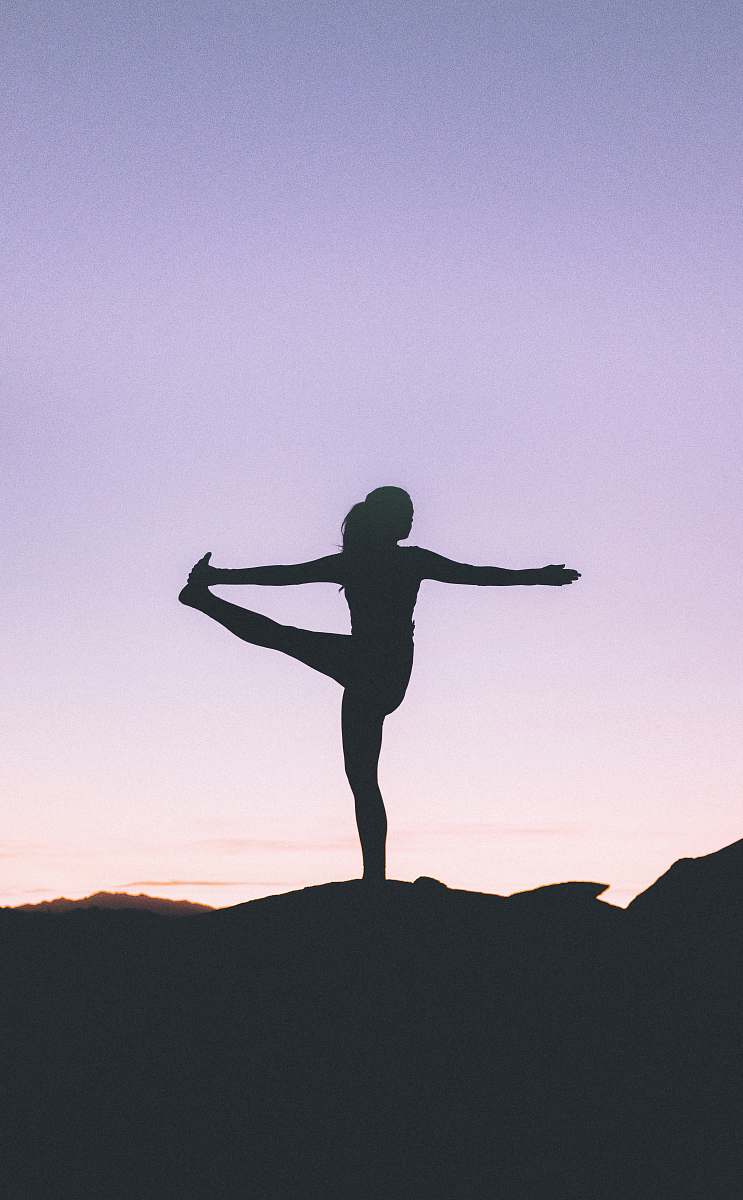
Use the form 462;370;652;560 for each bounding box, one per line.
179;575;350;686
341;690;387;883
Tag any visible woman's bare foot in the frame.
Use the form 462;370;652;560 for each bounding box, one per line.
178;553;212;607
178;579;203;607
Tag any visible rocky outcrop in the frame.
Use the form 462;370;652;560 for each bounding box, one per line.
1;843;741;1199
628;838;743;925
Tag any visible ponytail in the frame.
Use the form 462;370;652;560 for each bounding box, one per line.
341;500;374;556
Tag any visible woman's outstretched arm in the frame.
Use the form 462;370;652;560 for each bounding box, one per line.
190;552;343;586
417;549;580;586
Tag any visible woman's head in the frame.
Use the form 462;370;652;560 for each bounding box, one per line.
341;487;413;554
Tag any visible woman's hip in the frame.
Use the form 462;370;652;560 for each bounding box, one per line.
347;638;414;713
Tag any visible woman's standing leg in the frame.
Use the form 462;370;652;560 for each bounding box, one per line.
341;691;387;882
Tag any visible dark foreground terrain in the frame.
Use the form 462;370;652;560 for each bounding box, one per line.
2;841;742;1199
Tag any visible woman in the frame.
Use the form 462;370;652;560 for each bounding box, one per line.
179;486;580;884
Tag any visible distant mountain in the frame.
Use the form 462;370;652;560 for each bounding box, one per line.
10;890;213;916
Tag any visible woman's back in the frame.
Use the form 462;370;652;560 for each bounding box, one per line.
342;545;422;642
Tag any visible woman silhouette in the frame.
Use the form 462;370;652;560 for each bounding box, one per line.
179;486;580;884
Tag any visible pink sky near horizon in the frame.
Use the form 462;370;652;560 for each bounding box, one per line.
3;1;742;910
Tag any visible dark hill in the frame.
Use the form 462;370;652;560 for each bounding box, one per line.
2;851;741;1199
628;837;743;925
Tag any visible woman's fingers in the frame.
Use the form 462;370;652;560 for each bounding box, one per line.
543;563;581;584
187;552;213;582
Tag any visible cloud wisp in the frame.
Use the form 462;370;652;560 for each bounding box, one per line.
0;843;46;858
191;837;357;853
396;821;583;841
116;879;296;888
192;825;580;854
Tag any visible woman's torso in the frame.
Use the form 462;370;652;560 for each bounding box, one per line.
341;545;422;645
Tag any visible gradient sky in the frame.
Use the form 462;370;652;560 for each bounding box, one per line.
3;1;741;908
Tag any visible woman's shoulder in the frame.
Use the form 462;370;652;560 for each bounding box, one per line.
399;545;433;577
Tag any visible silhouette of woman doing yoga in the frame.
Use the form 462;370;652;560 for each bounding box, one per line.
179;486;580;883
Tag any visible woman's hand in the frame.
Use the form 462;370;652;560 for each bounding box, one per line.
187;552;220;585
539;563;581;585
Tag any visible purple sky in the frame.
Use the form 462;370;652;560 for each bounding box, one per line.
4;1;741;907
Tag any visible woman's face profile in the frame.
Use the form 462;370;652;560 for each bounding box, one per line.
384;496;413;542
